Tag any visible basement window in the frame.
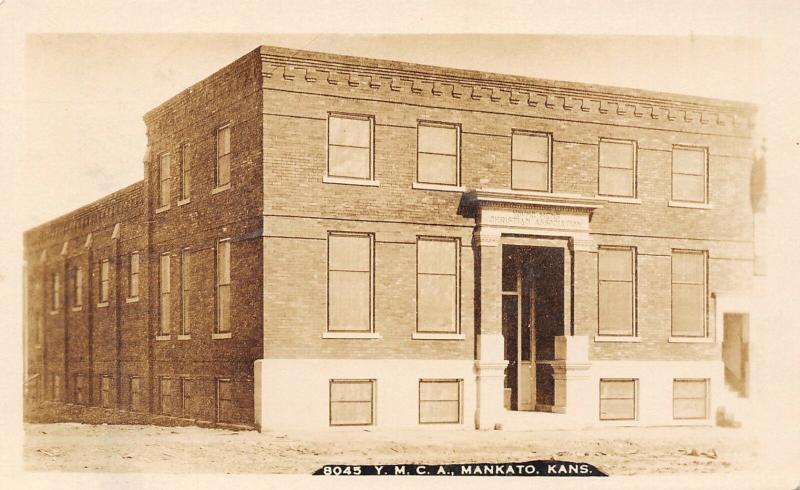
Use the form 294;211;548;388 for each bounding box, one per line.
599;378;637;420
673;379;709;419
329;379;375;426
419;379;462;424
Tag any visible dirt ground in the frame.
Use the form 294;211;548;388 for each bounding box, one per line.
24;422;759;475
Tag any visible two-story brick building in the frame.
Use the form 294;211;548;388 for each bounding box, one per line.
23;45;758;430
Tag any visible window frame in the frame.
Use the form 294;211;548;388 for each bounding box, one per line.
215;124;232;189
159;253;171;336
180;247;191;336
670;145;708;204
510;129;552;192
158;376;171;415
157;152;171;208
596;246;637;337
215;239;231;334
180;377;191;418
673;378;709;420
418;378;463;424
326;112;375;181
52;272;61;311
99;259;110;304
597;137;637;198
670;249;708;338
100;375;112;409
599;378;638;421
128;251;140;299
416;236;461;334
326;231;375;333
416;120;461;187
129;376;141;412
216;378;233;423
179;143;191;201
329;379;376;427
72;266;83;307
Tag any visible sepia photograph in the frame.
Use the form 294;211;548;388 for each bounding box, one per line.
3;2;799;489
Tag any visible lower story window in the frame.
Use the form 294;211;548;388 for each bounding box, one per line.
673;378;709;419
52;374;62;401
100;376;112;408
159;377;171;415
75;374;87;405
130;377;141;412
329;379;375;426
419;379;462;424
599;378;637;420
217;378;233;423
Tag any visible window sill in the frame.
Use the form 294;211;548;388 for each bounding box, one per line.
155;335;171;341
594;195;642;204
71;306;83;312
668;336;714;343
211;184;231;195
594;335;641;343
125;297;139;303
322;332;382;339
323;175;380;187
96;302;109;309
668;200;713;210
412;182;466;193
177;334;191;340
155;204;170;214
212;332;232;339
412;332;465;340
177;198;191;206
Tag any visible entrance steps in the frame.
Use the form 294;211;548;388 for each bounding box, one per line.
501;409;582;431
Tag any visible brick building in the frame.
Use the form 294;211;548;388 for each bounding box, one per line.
23;46;759;430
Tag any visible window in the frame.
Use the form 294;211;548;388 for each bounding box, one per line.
72;267;83;307
130;377;141;411
673;379;709;419
419;379;462;424
216;240;231;333
327;233;373;332
417;121;459;186
598;139;636;197
160;253;171;335
511;131;550;191
329;379;375;426
180;378;191;417
599;379;637;420
179;144;191;200
75;374;87;405
52;272;60;311
52;374;62;401
99;259;110;304
180;248;190;335
129;252;140;298
671;250;707;337
216;379;233;423
417;238;459;333
158;153;171;207
598;247;636;336
672;146;707;203
100;376;111;408
159;377;171;415
328;114;373;179
216;125;231;187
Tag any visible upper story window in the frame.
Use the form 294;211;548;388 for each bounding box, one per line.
99;259;110;304
179;144;191;201
598;246;636;336
327;232;373;333
511;131;550;191
417;237;459;334
158;153;171;208
159;253;171;335
417;122;460;186
328;113;374;180
598;139;636;197
128;252;140;299
671;250;707;337
216;239;231;334
72;267;83;307
181;248;191;336
216;125;231;188
52;272;60;311
671;146;707;203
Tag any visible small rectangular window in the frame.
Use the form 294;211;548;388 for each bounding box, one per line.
672;146;707;203
130;377;141;412
671;250;707;337
216;125;231;187
158;153;171;207
598;247;636;336
417;122;459;186
181;249;190;335
159;377;171;415
417;238;459;333
180;144;191;200
419;379;462;424
99;260;110;303
330;379;375;426
673;379;709;419
129;252;140;298
217;379;233;423
216;240;231;333
328;114;373;179
100;376;112;408
598;139;636;197
599;379;636;420
327;233;373;332
160;253;171;335
511;131;550;191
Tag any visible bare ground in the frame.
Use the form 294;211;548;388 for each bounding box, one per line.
24;422;759;475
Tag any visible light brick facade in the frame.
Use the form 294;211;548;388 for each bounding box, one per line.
23;46;757;430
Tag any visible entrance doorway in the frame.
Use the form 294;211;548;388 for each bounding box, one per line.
501;245;564;411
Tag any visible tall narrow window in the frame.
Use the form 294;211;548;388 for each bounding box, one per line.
160;253;171;335
179;144;191;200
99;260;110;304
511;131;550;191
417;237;459;333
673;379;709;419
158;152;171;208
73;267;83;307
598;247;636;336
180;378;191;417
216;379;233;423
419;379;462;424
671;250;707;337
329;379;375;426
75;374;87;405
216;125;231;188
159;377;171;415
327;233;373;332
181;248;190;335
417;122;459;186
52;374;62;401
128;252;140;299
328;114;373;179
52;272;61;311
598;139;636;197
129;377;141;412
672;146;707;203
100;376;111;408
599;379;637;420
216;240;231;333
